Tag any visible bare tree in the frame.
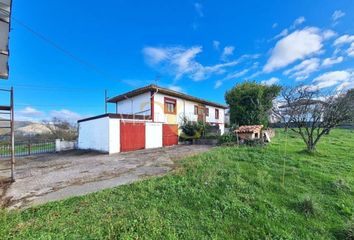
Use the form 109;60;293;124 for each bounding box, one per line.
42;117;77;140
280;86;353;153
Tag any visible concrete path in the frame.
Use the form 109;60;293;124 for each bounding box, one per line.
0;145;212;209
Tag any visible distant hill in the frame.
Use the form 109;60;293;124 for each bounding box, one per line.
0;119;50;136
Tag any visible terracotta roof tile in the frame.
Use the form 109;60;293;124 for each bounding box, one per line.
235;125;263;133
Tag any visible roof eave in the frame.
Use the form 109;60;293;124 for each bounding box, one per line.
107;85;228;109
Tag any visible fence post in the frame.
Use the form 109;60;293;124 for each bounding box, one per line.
27;139;31;156
55;139;61;152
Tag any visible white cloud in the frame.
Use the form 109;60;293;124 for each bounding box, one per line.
225;69;249;80
168;85;184;92
264;27;324;73
50;109;82;123
284;58;320;81
194;3;204;17
312;70;353;89
272;23;278;28
221;46;235;61
143;46;238;81
19;107;43;117
291;16;306;28
16;107;83;123
214;80;223;89
191;60;239;81
333;35;354;57
322;56;344;67
16;107;44;121
213;40;220;50
143;47;168;65
336;81;354;91
271;17;305;41
214;66;255;89
273;29;289;40
347;42;354;57
333;34;354;46
322;29;336;40
261;77;279;86
332;10;345;25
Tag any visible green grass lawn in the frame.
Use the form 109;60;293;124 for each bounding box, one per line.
0;142;55;157
1;129;353;239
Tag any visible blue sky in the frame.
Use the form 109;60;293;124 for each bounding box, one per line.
1;0;354;122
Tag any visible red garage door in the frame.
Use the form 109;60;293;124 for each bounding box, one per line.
120;122;145;152
163;124;178;147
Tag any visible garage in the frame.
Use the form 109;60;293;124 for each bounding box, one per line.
163;124;178;147
78;114;171;154
120;122;145;152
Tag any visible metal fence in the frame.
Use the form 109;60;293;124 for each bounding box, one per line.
0;140;56;158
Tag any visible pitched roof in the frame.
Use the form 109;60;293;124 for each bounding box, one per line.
107;84;228;109
235;125;263;133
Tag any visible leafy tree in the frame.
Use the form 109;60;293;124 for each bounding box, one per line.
225;81;281;126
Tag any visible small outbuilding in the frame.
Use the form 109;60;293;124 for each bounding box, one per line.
78;114;179;154
235;125;263;140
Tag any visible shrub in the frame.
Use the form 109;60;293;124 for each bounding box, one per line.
295;196;317;217
243;139;264;147
179;117;219;141
180;117;204;140
343;220;354;240
331;179;351;193
219;132;237;144
335;218;354;240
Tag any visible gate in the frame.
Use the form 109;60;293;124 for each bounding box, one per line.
163;124;178;147
120;122;145;152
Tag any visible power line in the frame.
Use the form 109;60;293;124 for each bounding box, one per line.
12;17;123;83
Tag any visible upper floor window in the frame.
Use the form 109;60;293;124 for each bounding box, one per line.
205;108;209;117
194;105;198;115
215;109;219;119
164;97;177;115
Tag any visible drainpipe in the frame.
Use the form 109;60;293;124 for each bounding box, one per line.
150;88;159;122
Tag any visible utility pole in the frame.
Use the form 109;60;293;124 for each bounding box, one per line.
10;87;15;182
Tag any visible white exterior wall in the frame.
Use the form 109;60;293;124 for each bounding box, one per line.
78;117;110;152
153;92;225;134
116;92;151;115
145;122;162;149
108;118;120;154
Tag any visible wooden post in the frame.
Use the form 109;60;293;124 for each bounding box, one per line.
10;87;15;182
28;138;31;156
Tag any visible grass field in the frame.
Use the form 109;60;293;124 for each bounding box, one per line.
0;129;353;239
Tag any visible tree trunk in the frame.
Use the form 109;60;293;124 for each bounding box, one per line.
307;143;316;153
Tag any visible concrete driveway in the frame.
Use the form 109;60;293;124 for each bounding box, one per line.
0;145;212;209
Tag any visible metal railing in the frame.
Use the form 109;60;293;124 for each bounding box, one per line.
0;140;55;158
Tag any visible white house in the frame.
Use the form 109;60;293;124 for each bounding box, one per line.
78;84;227;154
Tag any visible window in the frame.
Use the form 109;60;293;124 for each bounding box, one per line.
205;108;209;117
194;105;198;115
164;97;177;114
215;109;219;119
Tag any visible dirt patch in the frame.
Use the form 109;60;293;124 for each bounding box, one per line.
1;145;213;209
